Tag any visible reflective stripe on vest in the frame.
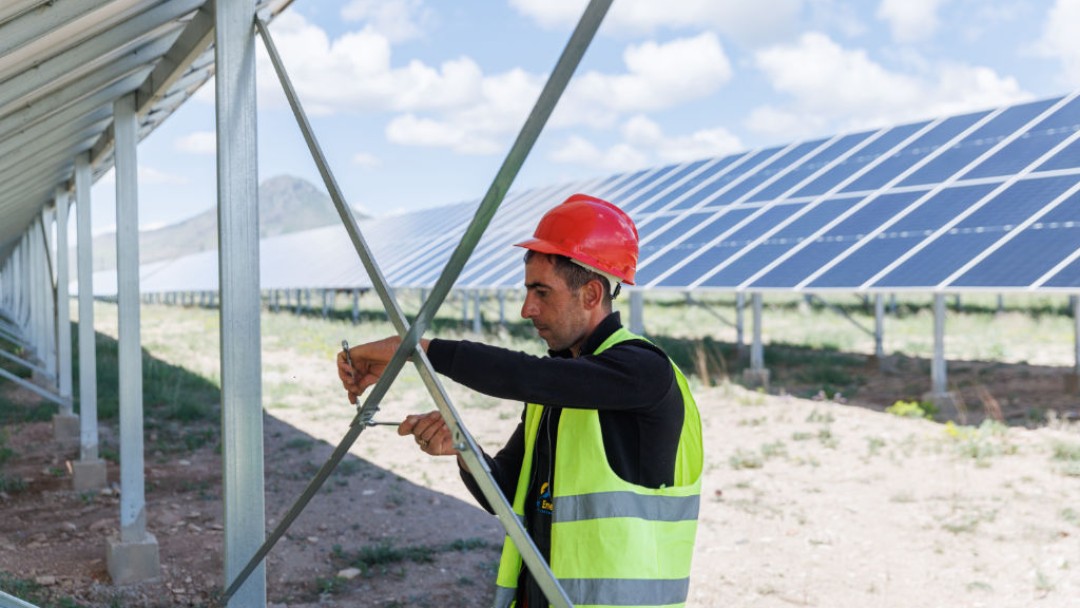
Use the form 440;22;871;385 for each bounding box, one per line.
492;327;703;608
553;490;700;524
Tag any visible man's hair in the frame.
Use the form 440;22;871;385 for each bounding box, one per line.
524;250;614;310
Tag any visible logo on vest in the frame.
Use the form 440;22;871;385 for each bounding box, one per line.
536;481;553;515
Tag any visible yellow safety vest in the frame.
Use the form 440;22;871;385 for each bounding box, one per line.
493;327;703;608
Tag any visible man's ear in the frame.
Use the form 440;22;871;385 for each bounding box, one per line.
582;278;605;310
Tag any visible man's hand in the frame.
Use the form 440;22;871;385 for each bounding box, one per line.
398;411;458;457
336;336;429;403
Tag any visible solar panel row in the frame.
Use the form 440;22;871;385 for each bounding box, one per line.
82;93;1080;297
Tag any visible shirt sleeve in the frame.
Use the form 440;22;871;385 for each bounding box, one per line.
427;338;673;412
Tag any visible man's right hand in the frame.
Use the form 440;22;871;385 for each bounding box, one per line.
398;411;458;457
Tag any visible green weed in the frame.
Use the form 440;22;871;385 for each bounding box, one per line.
943;420;1016;464
886;399;938;420
1051;440;1080;477
335;538;491;578
0;474;28;493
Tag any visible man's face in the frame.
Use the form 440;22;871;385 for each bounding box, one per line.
520;255;591;355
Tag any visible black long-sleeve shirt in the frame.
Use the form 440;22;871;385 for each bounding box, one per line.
426;312;685;607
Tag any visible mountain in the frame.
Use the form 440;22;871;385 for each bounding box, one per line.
76;175;366;272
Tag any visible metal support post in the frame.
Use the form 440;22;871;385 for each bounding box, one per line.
106;94;160;584
1070;296;1080;394
217;0;266;604
472;290;482;334
735;291;745;350
498;290;506;327
629;289;644;334
742;292;770;389
73;153;105;490
54;188;72;406
52;186;79;444
873;294;885;359
750;293;764;371
351;288;359;324
322;288;330;318
923;293;953;409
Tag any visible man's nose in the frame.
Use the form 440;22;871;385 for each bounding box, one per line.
521;296;535;319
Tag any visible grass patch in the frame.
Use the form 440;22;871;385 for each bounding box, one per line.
333;538;492;578
0;474;28;494
1051;440;1080;477
78;328;220;423
943;421;1017;465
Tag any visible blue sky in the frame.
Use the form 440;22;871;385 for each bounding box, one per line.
89;0;1080;234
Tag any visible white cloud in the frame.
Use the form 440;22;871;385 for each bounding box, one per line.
509;0;802;47
550;115;743;171
340;0;432;43
558;33;733;126
351;152;382;168
386;114;503;155
749;32;1030;135
1035;0;1080;86
385;67;542;155
384;33;733;155
876;0;948;43
255;11;482;115
175;131;216;155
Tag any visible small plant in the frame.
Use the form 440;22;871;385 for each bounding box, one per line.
806;410;834;424
285;438;315;452
944;420;1016;464
760;441;787;459
886;399;938;420
315;575;346;595
729;449;763;470
817;428;838;449
0;474;28;493
334;538;491;578
0;430;14;466
866;436;886;457
1061;508;1080;527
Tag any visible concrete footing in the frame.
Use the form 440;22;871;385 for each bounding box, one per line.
52;413;80;445
742;368;770;391
107;533;160;584
72;459;107;492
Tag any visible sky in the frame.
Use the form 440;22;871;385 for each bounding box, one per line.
88;0;1080;235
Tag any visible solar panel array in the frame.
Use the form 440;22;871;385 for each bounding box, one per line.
86;93;1080;296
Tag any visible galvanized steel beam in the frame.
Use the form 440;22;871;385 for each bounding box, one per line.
114;94;148;542
54;187;73;409
215;0;266;605
75;153;100;461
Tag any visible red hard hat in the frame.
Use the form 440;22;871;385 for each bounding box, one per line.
515;194;638;285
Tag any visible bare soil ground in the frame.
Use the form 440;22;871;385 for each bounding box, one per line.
2;311;1079;607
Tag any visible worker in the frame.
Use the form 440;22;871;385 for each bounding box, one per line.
337;194;703;607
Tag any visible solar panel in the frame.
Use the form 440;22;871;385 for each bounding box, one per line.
79;92;1080;297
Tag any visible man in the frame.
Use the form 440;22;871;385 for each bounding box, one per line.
338;194;702;608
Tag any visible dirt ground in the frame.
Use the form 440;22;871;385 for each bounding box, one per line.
2;330;1080;607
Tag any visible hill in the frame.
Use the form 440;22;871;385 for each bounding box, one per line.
76;175;366;272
